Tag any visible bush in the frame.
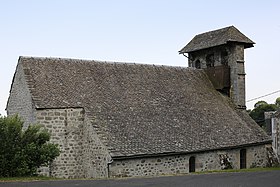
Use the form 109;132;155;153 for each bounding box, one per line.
0;115;60;177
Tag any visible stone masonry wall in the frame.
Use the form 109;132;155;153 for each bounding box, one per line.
36;108;85;178
6;62;36;129
274;115;280;158
36;108;111;179
189;45;230;68
109;144;269;178
82;115;112;178
265;111;280;159
228;44;246;109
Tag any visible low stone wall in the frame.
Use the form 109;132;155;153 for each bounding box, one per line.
109;144;269;178
109;155;191;177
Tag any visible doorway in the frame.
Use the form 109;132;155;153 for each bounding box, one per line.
240;149;246;169
189;156;196;172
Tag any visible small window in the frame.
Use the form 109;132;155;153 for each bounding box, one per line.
189;156;196;172
221;51;228;66
206;54;214;67
195;60;201;69
240;149;246;169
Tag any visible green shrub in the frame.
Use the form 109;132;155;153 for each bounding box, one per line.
0;115;60;177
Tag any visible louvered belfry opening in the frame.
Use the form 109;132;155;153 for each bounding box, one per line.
205;65;230;96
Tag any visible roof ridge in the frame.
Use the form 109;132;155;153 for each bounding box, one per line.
194;25;234;37
19;56;191;70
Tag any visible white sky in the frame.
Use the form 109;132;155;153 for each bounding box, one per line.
0;0;280;115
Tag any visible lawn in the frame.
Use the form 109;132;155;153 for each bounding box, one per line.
197;167;280;174
0;176;58;182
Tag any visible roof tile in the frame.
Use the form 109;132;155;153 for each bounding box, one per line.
19;56;270;157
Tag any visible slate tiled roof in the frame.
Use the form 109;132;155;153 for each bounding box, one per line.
17;56;270;158
179;26;255;53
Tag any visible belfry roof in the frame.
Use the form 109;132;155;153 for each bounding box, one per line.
179;26;255;53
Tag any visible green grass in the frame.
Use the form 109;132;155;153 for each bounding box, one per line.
196;167;280;174
1;167;280;181
0;176;59;182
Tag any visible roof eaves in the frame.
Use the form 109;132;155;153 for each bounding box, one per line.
111;140;272;160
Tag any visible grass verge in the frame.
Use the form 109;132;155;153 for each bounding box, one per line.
1;167;280;181
196;167;280;174
0;176;59;182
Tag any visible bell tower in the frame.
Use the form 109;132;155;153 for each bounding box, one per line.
179;26;255;109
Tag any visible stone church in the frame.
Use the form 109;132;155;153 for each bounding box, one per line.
7;26;272;178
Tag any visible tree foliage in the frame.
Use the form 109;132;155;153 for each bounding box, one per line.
276;97;280;107
249;99;278;128
0;115;60;177
254;100;268;108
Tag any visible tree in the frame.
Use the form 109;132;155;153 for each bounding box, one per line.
276;97;280;107
254;100;268;108
249;99;278;128
0;115;60;177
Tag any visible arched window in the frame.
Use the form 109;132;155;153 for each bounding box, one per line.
189;156;196;172
195;60;201;69
240;149;246;169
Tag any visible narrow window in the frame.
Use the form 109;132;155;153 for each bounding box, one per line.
240;149;246;169
206;54;214;67
189;156;196;172
221;51;228;66
195;60;201;69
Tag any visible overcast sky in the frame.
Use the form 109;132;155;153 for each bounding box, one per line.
1;0;280;115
